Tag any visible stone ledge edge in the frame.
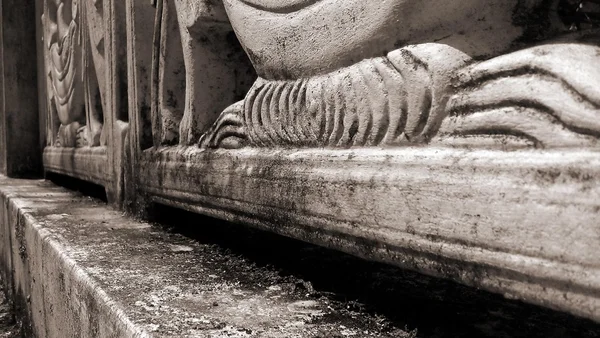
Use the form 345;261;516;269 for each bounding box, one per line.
0;181;150;338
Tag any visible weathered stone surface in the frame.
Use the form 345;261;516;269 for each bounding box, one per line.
0;176;427;337
0;0;42;177
139;146;600;322
13;0;600;326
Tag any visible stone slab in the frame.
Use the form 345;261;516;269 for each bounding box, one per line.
0;176;431;337
43;147;110;188
139;146;600;322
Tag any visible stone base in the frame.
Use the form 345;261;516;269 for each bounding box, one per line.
0;177;145;337
43;147;110;187
140;147;600;322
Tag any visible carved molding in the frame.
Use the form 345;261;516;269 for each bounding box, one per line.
43;146;110;185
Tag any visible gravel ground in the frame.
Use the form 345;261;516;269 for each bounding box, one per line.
0;281;18;338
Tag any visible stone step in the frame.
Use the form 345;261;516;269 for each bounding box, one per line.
0;176;416;337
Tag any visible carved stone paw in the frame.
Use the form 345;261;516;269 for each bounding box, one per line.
198;101;247;149
76;125;89;148
76;124;106;148
56;122;81;148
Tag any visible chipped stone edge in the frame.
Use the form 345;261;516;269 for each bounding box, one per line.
0;181;151;338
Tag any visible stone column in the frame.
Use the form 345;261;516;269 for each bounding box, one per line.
0;0;42;177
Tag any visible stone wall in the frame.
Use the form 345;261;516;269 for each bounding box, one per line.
1;0;599;323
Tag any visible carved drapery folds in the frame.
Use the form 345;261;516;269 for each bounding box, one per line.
42;0;105;148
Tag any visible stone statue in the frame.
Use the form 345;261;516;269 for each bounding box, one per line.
150;0;254;146
191;0;600;149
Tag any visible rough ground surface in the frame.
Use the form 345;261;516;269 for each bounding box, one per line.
0;279;18;338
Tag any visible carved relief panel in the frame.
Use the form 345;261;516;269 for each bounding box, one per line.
42;0;105;148
126;0;600;322
40;0;129;203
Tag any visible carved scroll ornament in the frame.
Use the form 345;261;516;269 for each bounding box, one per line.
194;0;600;150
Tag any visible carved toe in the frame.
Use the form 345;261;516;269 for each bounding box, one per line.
198;101;247;149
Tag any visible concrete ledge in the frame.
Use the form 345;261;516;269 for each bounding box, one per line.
0;176;439;337
0;177;147;337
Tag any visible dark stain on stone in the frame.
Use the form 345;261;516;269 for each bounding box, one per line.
15;214;26;261
512;0;563;44
85;290;101;336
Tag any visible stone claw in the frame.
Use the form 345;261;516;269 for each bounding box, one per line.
56;121;81;148
198;101;247;149
75;125;89;148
